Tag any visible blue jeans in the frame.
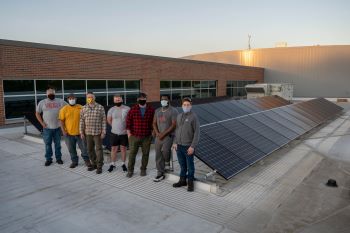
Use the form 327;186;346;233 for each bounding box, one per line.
176;145;195;181
42;128;62;161
64;135;89;163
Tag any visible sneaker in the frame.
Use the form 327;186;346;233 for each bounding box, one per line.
140;170;147;176
107;165;116;172
45;160;52;166
88;165;97;171
126;172;133;178
153;174;165;182
69;163;78;168
121;164;128;173
96;168;102;174
56;159;63;165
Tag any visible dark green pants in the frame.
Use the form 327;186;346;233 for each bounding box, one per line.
86;135;104;168
128;135;152;173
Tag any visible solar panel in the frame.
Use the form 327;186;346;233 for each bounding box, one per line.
194;98;343;179
271;108;312;131
220;120;280;154
238;116;290;146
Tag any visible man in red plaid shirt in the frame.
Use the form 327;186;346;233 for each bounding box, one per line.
126;92;155;177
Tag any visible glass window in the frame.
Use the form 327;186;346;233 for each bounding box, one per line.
171;90;182;100
125;92;139;106
108;80;124;92
64;80;86;94
200;89;209;98
74;94;87;106
182;90;191;98
125;80;140;90
192;89;201;99
87;80;106;93
209;81;216;88
209;89;216;97
160;81;171;89
160;90;171;99
192;81;200;89
3;80;34;96
200;80;209;89
182;81;191;89
172;81;181;89
36;80;62;94
5;96;36;119
94;93;107;106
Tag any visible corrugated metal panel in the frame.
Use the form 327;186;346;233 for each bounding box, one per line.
184;46;350;98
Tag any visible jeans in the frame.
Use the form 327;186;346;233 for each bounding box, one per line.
86;135;104;168
64;135;89;163
42;128;62;161
176;145;195;181
128;135;152;173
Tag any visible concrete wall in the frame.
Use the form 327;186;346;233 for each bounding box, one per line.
0;39;264;125
184;45;350;98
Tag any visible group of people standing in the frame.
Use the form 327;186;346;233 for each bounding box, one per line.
36;86;200;192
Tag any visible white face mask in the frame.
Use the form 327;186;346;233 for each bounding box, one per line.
182;106;191;113
161;100;168;107
68;99;76;105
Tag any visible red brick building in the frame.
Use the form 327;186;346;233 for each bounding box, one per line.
0;39;264;125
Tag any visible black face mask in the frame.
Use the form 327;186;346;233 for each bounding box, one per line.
48;94;55;100
115;102;122;107
138;100;146;106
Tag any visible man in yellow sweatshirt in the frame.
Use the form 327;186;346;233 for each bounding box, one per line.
59;93;91;168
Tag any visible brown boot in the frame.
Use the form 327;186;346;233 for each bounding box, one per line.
85;160;92;168
87;165;97;171
173;177;187;188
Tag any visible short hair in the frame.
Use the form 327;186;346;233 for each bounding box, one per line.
114;93;123;98
160;94;170;100
138;92;147;98
182;97;192;104
47;85;56;91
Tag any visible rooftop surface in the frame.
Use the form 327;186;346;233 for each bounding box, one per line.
0;103;349;233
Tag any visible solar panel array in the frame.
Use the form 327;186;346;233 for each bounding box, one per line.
179;95;290;125
195;98;343;180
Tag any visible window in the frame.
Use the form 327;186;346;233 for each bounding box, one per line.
226;80;257;98
3;79;141;119
160;80;217;100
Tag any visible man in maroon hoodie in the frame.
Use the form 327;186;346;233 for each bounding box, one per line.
126;92;155;177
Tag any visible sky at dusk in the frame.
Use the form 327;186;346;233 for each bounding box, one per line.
1;0;349;57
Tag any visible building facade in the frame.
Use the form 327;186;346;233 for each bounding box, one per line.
0;39;264;125
184;45;350;98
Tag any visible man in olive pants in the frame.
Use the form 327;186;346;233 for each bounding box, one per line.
80;92;106;174
126;93;155;177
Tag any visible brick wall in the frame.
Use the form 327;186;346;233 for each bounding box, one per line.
0;41;264;125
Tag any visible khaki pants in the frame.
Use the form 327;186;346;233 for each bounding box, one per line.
128;135;152;173
86;135;104;168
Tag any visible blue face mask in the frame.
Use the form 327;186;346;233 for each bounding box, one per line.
182;106;191;113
